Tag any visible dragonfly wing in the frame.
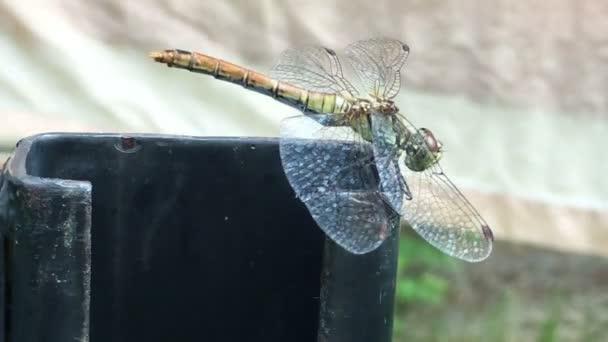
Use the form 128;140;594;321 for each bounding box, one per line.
280;114;398;253
395;115;494;262
370;113;411;213
269;46;359;99
305;191;399;254
343;37;409;99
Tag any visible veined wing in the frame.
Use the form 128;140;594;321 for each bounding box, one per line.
395;114;494;262
344;37;409;99
370;113;412;213
269;46;359;101
279;113;398;253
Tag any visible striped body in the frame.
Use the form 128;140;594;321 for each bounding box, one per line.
150;49;351;114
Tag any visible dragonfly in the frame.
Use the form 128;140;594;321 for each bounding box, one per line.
150;37;494;262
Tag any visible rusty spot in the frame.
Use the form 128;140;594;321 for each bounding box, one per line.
114;136;141;154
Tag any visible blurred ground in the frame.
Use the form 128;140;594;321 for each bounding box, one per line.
396;234;608;341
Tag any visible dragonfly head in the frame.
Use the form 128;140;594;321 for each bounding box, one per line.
418;128;441;151
419;127;443;161
402;127;444;172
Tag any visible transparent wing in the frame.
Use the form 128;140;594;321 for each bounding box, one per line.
370;113;412;213
344;37;409;99
269;46;359;99
279;113;398;253
395;115;494;262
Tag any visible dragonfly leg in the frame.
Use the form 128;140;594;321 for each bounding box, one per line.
400;173;412;201
393;158;412;201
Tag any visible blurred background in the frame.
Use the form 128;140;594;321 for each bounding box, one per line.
1;0;607;340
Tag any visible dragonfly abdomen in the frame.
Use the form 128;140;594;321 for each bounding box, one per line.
150;49;349;114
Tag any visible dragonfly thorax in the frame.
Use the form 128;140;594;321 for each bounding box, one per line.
368;94;400;115
372;98;399;115
346;98;399;118
347;99;372;117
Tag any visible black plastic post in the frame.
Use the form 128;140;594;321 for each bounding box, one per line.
0;133;399;342
319;224;399;342
0;137;92;342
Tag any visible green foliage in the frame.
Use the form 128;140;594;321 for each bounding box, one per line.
395;236;455;307
537;317;560;342
396;273;448;305
536;298;562;342
393;236;455;340
580;303;608;342
482;290;514;342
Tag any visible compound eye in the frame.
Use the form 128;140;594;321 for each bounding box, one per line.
419;128;440;153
